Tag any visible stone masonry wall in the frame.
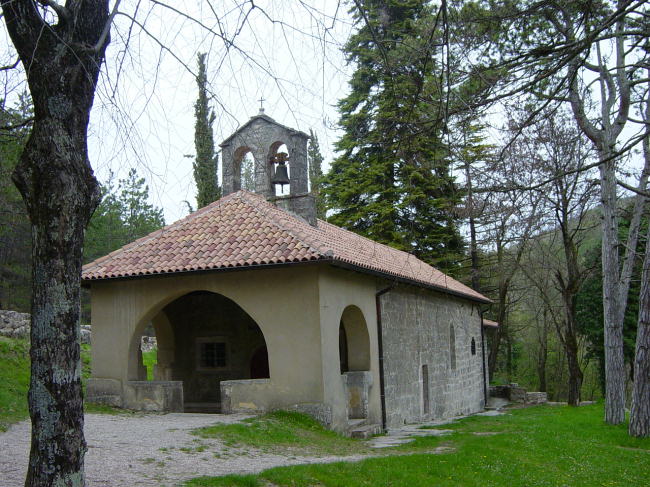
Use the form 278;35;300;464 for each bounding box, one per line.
0;309;91;344
380;287;485;428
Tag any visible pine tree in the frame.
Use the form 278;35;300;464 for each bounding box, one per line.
193;53;220;208
308;129;326;219
323;0;463;271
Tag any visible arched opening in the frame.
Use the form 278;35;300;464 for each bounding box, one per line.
139;323;157;381
130;290;269;412
339;305;370;371
339;305;371;420
268;142;291;196
233;146;256;191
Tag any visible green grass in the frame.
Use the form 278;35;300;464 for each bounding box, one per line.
193;410;368;456
0;337;30;431
0;336;129;429
142;348;157;381
185;404;650;487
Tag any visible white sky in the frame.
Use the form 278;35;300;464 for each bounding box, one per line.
87;1;354;223
1;1;646;225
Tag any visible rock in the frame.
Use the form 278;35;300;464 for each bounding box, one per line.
0;309;92;343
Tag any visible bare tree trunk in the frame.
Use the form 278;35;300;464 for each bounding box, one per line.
537;311;548;392
629;223;650;437
565;329;584;406
599;149;626;424
1;2;110;485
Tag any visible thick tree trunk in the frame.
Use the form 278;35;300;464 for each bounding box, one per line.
599;151;626;424
565;332;584;406
1;2;110;485
15;118;100;486
629;219;650;436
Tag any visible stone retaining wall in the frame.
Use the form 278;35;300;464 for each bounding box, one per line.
489;384;547;405
0;309;91;344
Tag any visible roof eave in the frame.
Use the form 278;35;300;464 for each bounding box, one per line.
81;255;492;305
328;259;492;305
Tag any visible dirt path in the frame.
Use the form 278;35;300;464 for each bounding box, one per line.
0;413;370;487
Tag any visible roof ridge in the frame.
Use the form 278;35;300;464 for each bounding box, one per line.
236;191;328;259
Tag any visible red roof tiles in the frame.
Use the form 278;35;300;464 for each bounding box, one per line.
82;190;490;303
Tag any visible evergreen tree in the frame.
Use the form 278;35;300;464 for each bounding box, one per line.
84;169;165;263
308;129;326;219
193;53;220;208
323;0;463;271
0;96;31;311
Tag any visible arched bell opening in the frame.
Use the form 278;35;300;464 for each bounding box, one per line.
233;146;256;192
268;141;291;196
130;290;269;413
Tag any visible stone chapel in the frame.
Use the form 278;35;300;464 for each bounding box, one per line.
83;110;492;434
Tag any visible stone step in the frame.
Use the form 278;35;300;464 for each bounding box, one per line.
349;423;382;439
184;402;221;414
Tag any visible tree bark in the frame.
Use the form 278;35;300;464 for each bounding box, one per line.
629;223;650;437
1;2;110;485
599;149;627;424
537;310;548;392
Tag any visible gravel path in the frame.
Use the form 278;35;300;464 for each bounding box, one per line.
0;413;370;487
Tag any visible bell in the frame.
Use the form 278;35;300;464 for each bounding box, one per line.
271;162;290;188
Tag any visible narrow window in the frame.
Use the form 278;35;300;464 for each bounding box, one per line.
450;325;456;371
422;364;430;415
471;337;477;356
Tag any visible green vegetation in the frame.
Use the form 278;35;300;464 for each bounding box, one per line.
186;404;650;487
0;336;130;429
0;337;30;431
142;348;158;381
193;410;367;456
323;0;464;272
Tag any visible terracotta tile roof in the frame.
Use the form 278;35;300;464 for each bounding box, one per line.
82;190;490;303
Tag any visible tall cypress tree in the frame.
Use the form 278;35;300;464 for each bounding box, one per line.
193;53;220;208
323;0;463;271
308;129;326;219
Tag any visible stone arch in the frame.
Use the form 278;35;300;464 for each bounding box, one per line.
339;305;370;372
233;146;255;191
268;141;291;196
127;289;270;410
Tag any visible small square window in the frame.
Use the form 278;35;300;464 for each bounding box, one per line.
197;340;227;369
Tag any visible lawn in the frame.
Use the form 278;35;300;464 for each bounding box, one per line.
142;348;157;381
185;404;650;487
193;410;369;456
0;336;125;430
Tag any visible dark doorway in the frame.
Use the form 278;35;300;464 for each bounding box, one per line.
250;346;270;379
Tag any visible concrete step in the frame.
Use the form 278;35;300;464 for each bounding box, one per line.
349;423;382;439
184;402;221;414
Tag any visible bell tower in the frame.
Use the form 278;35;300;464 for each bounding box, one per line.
220;109;316;225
